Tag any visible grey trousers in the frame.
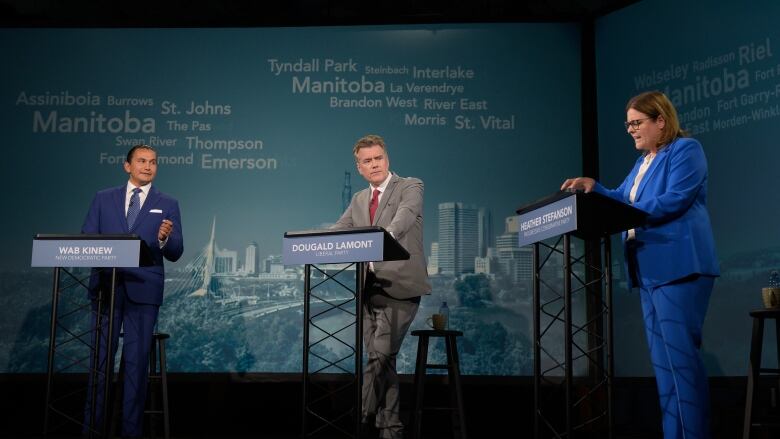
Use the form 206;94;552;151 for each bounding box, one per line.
362;287;420;437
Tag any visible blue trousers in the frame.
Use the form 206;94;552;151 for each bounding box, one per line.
84;287;159;438
639;275;714;439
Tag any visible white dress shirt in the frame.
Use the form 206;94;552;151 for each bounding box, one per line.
627;152;656;240
126;181;168;248
369;172;393;207
369;173;393;271
125;181;152;215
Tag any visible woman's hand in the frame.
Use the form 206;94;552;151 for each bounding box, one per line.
560;177;596;193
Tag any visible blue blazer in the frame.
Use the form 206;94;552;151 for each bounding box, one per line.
82;185;184;305
594;137;719;288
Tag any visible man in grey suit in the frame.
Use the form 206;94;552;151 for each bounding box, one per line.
334;134;431;439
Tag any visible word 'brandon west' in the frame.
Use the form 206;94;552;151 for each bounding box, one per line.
520;205;574;231
291;240;375;252
330;96;488;110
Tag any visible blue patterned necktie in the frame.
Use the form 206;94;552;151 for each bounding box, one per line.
126;187;143;229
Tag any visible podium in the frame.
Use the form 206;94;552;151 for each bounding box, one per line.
515;190;647;438
32;234;152;438
282;226;409;439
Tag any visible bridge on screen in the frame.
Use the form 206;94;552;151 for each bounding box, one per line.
165;218;356;319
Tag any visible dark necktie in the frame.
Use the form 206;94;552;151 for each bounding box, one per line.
126;187;143;229
369;188;381;224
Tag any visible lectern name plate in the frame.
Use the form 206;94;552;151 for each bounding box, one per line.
283;231;384;265
517;195;577;247
32;239;141;267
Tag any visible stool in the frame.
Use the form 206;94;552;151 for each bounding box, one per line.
409;329;467;439
146;332;170;439
112;332;171;439
743;309;780;439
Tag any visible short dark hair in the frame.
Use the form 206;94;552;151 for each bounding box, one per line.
126;144;156;163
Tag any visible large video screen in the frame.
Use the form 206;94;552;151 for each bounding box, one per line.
0;24;582;374
596;0;780;375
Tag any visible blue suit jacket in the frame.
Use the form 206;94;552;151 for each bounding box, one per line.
594;137;719;288
82;184;184;305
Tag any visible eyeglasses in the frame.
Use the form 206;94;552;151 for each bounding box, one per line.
624;117;653;130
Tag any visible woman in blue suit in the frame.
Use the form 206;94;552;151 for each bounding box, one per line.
561;91;719;439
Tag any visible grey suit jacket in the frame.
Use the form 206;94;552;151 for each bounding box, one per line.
334;174;431;299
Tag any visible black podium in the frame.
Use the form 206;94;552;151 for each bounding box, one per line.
282;226;409;439
515;190;647;439
32;234;152;438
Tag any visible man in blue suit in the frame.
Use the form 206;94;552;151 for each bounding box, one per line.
82;144;183;438
562;91;719;439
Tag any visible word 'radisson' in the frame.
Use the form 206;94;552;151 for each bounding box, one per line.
520;205;574;231
291;240;375;252
58;246;114;255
